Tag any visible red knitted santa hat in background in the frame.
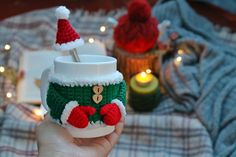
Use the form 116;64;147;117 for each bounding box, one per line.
54;6;84;51
114;0;159;54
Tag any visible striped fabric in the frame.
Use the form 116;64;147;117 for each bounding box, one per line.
0;103;213;157
0;104;39;157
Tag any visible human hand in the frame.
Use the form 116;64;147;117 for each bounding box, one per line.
36;117;124;157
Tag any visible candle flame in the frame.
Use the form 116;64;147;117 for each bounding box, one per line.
140;72;147;78
146;69;152;74
135;71;153;86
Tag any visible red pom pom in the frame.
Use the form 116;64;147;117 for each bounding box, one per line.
128;0;151;22
114;16;158;53
100;103;121;126
113;0;159;53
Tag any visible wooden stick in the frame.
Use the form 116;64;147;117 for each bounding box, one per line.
69;48;80;62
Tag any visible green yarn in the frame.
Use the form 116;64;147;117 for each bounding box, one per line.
46;80;126;123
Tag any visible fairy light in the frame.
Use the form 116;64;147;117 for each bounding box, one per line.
6;92;12;98
178;49;184;55
33;108;42;117
100;25;106;32
88;37;95;43
146;69;152;74
175;56;182;65
4;44;11;51
0;66;5;73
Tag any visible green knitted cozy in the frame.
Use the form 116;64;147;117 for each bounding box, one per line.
46;80;126;123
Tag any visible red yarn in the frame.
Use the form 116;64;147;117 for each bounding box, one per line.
128;0;151;22
56;19;80;44
67;106;96;128
100;103;121;126
79;106;96;116
113;0;159;54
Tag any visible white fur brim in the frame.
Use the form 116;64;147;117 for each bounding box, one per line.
61;101;78;124
112;99;126;118
49;71;123;87
54;38;84;51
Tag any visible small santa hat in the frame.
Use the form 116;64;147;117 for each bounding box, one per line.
54;6;84;51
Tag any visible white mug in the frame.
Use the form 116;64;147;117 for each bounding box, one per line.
40;55;125;138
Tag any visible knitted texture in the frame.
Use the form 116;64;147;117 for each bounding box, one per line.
100;103;121;125
56;19;80;45
128;0;151;22
46;80;126;123
67;106;96;128
114;0;159;54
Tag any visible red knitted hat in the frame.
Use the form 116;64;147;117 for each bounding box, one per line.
54;6;84;51
114;0;159;54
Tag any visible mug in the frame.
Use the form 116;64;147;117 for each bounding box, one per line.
40;55;126;138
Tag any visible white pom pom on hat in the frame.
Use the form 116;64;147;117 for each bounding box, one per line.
54;6;84;51
55;6;70;19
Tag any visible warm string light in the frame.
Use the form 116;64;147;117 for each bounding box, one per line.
175;56;182;65
88;37;95;43
33;108;42;117
178;49;184;55
4;44;11;51
6;92;12;98
100;25;106;32
0;66;5;73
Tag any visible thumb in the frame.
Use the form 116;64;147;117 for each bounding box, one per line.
105;119;124;147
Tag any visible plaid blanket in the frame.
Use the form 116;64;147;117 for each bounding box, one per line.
0;104;213;157
1;2;235;156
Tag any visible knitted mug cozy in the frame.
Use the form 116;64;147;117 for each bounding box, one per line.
40;55;126;138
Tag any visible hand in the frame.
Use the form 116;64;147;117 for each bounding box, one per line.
36;116;124;157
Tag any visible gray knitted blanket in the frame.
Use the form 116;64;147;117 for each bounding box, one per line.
153;0;236;156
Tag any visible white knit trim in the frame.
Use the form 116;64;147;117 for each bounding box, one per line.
112;99;126;118
54;38;84;51
60;101;78;124
48;71;123;87
55;6;70;19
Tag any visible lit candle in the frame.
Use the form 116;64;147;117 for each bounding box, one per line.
129;69;161;112
130;70;158;94
135;71;153;87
